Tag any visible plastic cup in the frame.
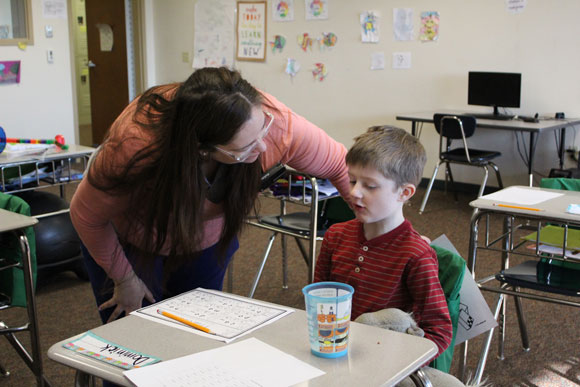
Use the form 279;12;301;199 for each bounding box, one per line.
302;281;354;358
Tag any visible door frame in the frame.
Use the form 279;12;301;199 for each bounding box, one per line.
68;0;146;146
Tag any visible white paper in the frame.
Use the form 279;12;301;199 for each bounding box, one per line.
393;8;413;41
480;186;564;205
193;0;235;69
392;52;411;69
506;0;527;14
430;235;497;345
272;0;294;22
132;289;294;343
370;52;385;70
305;0;328;20
361;11;379;43
42;0;67;19
124;337;325;387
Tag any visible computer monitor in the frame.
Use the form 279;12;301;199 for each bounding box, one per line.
468;71;521;117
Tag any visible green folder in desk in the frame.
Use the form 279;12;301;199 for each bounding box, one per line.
522;225;580;251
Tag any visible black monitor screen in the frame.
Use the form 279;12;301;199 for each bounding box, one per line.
468;72;521;109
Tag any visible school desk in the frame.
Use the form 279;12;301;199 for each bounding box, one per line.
396;112;580;186
465;186;580;384
0;209;49;386
48;295;437;386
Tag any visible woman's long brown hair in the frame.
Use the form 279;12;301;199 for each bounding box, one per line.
88;67;263;279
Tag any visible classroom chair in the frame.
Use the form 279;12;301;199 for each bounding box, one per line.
0;193;51;386
471;177;580;384
245;169;354;298
429;245;466;373
419;114;504;214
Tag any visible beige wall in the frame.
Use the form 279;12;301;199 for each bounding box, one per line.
0;0;76;142
147;0;580;186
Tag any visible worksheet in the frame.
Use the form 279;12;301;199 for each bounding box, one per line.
132;288;294;343
124;337;325;387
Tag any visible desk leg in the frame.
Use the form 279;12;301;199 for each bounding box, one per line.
17;231;47;386
559;127;566;170
527;132;537;186
411;121;417;137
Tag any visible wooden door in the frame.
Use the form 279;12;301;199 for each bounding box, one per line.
85;0;129;145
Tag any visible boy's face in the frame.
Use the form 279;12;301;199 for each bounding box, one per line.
348;164;414;227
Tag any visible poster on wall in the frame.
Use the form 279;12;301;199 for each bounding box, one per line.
236;1;267;62
361;11;379;43
193;0;235;69
419;11;439;42
272;0;294;22
0;61;21;84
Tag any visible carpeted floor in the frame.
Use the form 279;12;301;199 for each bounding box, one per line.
2;185;580;386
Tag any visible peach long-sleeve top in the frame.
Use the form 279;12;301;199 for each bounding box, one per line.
70;89;350;281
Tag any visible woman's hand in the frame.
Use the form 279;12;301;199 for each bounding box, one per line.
99;270;155;323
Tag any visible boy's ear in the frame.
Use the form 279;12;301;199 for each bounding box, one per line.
399;183;416;202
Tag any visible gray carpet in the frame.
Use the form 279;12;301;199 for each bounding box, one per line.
2;186;580;386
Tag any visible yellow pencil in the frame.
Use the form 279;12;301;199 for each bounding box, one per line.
494;203;542;212
157;309;215;335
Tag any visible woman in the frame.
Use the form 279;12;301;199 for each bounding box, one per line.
70;67;350;324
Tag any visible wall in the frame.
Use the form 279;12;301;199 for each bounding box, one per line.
0;0;76;143
148;0;580;186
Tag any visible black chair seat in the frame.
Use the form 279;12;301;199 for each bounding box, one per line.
260;212;327;237
442;148;502;163
496;260;580;297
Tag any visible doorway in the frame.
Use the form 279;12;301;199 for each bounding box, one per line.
70;0;143;146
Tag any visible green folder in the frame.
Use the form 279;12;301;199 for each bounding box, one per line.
522;225;580;251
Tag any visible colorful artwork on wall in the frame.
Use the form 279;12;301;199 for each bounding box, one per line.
0;61;21;84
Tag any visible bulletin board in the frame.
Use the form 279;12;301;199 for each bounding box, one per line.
236;1;267;62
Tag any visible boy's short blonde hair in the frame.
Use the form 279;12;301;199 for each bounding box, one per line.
346;126;427;188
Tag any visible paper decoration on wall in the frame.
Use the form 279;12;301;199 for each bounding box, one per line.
193;0;235;69
370;52;385;70
270;35;287;53
96;23;114;51
393;8;413;41
419;11;439;42
285;58;301;80
0;61;21;84
361;11;379;43
312;63;327;81
506;0;527;14
321;32;337;48
273;0;295;22
305;0;328;20
393;52;411;69
297;33;313;51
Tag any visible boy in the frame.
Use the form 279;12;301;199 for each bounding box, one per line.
314;126;452;357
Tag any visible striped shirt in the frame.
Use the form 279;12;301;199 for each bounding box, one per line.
314;219;452;356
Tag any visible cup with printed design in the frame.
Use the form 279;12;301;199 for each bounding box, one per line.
302;281;354;358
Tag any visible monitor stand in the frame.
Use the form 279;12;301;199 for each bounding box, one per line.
469;106;514;120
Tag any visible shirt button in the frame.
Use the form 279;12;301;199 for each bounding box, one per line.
362;246;368;251
358;256;364;262
355;267;360;273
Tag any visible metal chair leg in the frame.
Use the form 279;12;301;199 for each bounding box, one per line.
474;292;505;385
419;161;442;214
445;162;459;202
513;286;530;351
477;166;490;197
75;370;96;387
281;234;288;289
408;368;433;387
0;361;9;377
248;232;277;298
489;161;504;188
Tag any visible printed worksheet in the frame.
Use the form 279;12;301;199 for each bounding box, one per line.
132;289;294;343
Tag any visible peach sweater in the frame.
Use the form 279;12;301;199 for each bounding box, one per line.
70;90;350;281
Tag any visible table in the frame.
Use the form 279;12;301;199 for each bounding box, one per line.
396;111;580;186
0;209;48;386
48;298;437;386
0;144;94;195
466;186;580;383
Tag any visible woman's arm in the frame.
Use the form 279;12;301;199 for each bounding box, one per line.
260;92;350;201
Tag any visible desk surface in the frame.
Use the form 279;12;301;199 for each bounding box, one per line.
470;185;580;222
49;304;437;386
0;208;38;232
0;144;95;166
396;111;580;133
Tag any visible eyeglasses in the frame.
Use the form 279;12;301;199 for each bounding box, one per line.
214;111;274;162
